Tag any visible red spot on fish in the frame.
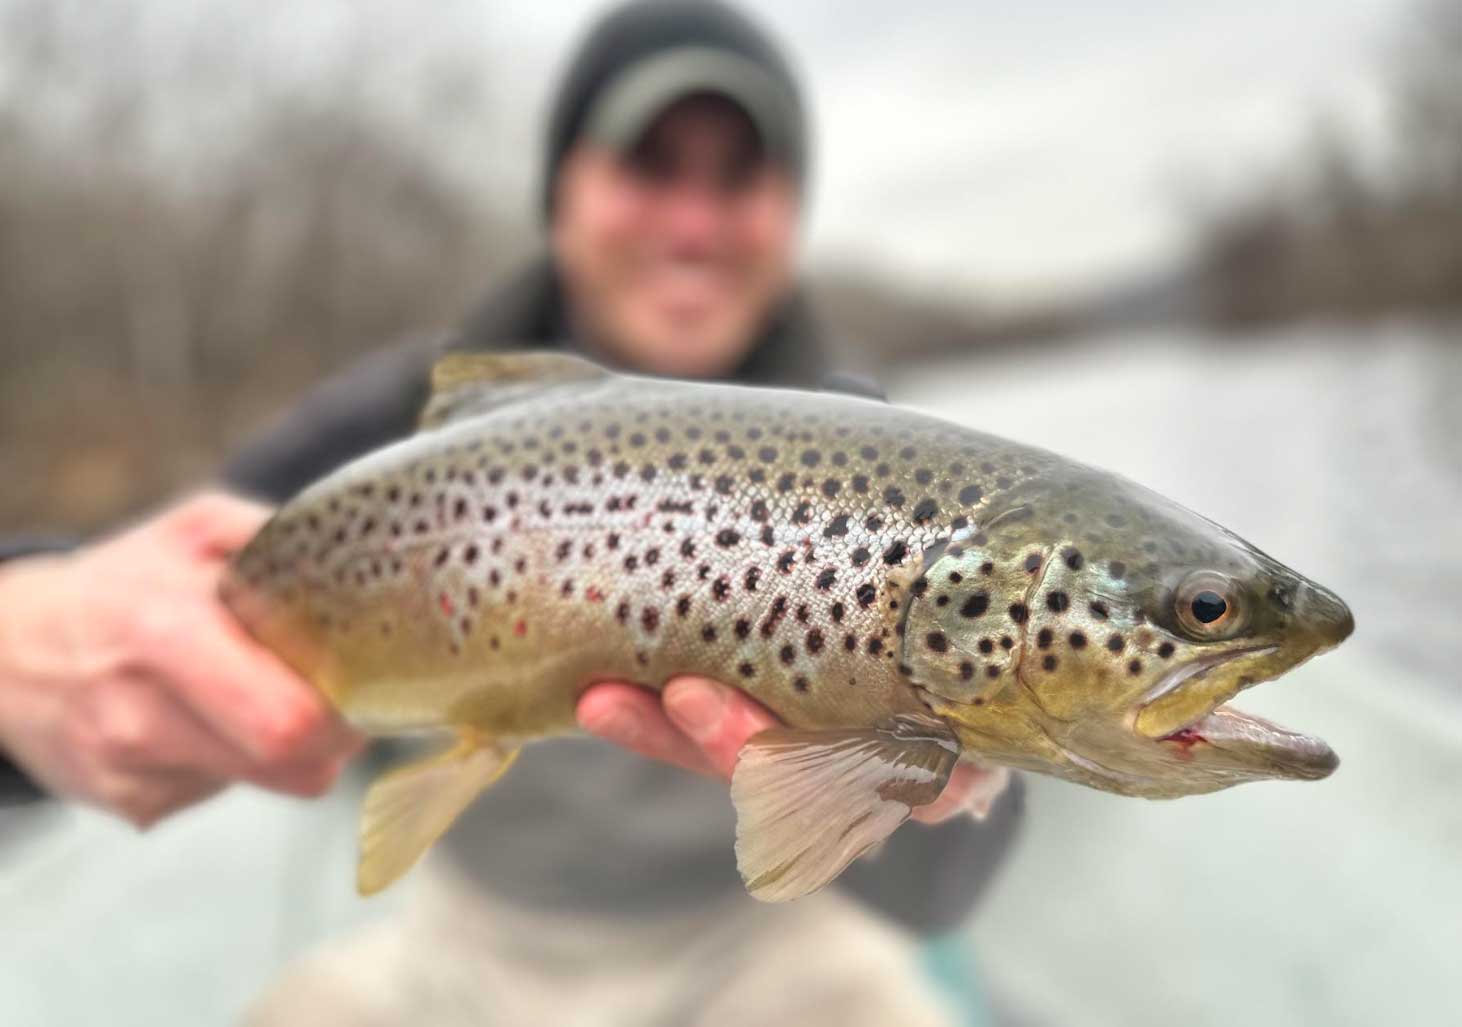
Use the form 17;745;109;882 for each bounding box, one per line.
586;586;605;603
514;619;527;637
439;592;454;617
1162;727;1204;760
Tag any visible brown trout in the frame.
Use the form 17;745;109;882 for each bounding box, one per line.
221;352;1352;901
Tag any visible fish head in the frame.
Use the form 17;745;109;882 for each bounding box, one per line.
904;469;1352;798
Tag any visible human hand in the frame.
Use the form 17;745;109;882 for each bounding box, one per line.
0;492;364;828
576;676;997;824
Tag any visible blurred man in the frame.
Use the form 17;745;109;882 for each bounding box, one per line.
0;3;1020;1023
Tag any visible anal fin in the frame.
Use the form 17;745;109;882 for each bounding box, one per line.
731;714;960;903
357;729;518;896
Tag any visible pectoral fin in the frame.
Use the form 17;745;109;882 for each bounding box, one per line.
357;730;518;896
730;715;960;903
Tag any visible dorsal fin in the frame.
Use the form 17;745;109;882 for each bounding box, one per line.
419;351;609;430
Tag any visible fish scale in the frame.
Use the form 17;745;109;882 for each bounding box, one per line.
223;351;1352;901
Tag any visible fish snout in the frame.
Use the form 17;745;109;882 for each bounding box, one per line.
1298;580;1354;647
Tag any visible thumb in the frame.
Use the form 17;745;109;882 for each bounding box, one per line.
164;491;276;557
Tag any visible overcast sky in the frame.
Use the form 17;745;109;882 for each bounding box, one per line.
15;0;1415;304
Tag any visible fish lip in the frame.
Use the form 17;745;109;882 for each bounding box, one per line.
1137;644;1278;709
1181;705;1339;779
1136;645;1337;779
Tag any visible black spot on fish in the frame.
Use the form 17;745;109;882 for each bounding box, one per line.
959;661;975;681
793;675;810;693
882;541;908;565
744;567;761;592
978;638;994;654
712;577;732;600
960;592;989;618
750;499;770;521
926;631;948;652
1037;628;1053;649
758;446;778;463
911;498;938;524
779;644;796;665
1107;634;1125;652
884;486;906;508
1109;561;1127;579
1070;631;1087;648
641;608;660;633
739;662;755;678
806;628;825;655
1047;591;1070;613
830;601;846;621
1127;658;1142;675
716;528;741;547
1024;553;1042;572
1009;603;1030;624
856;583;877;607
822;479;841;498
760;525;776;545
777;550;797;573
1089;601;1109;620
958;484;983;505
1064;548;1085;570
915;468;933;485
852;474;870;494
1157;641;1175;658
701;624;718;642
735;618;752;639
1043;654;1058;671
867;637;884;656
677;596;692;617
777;473;797;493
822;515;850;538
851;547;871;566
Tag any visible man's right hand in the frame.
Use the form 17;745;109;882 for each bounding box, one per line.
0;492;363;828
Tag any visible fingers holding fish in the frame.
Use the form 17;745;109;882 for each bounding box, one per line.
577;676;780;781
909;762;1010;825
578;681;718;776
144;598;362;769
663;677;779;780
0;492;363;829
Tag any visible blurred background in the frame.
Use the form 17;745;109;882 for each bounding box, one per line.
1;0;1458;1024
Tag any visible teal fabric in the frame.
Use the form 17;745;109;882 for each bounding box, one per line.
921;934;994;1027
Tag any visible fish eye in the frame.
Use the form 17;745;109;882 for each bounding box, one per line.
1191;591;1227;623
1174;573;1244;639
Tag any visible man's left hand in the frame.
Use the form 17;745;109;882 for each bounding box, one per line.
576;676;995;824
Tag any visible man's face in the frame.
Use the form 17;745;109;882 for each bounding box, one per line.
551;94;800;378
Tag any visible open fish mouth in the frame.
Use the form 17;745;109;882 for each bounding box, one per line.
1138;646;1338;780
